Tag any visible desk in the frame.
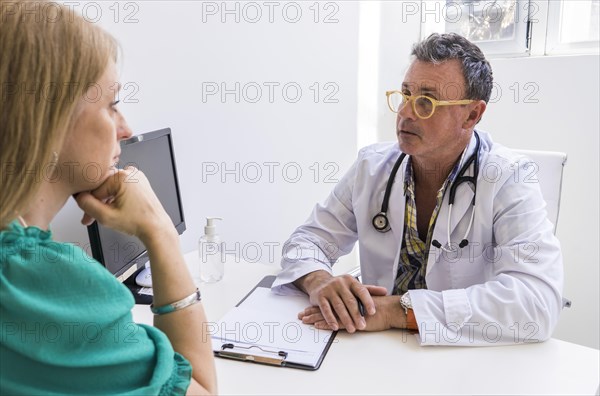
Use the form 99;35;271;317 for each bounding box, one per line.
132;251;600;395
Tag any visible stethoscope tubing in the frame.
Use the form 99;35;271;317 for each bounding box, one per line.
372;131;481;251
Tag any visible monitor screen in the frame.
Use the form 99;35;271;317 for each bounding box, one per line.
87;128;185;282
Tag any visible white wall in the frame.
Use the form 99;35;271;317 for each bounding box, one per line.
51;1;599;349
52;1;361;271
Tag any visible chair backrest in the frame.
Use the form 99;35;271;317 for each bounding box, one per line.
511;149;567;235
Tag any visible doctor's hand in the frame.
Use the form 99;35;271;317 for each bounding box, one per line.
294;271;387;333
298;295;401;332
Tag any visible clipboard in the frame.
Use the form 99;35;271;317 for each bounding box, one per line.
211;275;337;370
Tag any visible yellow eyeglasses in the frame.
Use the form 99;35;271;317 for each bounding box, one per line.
386;90;475;120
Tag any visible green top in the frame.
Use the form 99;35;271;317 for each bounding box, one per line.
0;221;192;395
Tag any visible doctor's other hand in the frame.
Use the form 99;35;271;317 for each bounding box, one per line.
294;271;387;333
74;167;174;244
298;294;400;332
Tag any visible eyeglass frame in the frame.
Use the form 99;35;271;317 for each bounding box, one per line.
385;90;475;120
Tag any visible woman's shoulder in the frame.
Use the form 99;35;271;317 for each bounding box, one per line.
0;221;134;322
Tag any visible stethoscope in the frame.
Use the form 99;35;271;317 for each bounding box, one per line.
372;131;481;252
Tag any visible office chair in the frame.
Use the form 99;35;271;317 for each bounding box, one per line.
512;149;567;235
512;149;570;309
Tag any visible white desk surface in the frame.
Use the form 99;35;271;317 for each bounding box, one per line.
132;251;600;395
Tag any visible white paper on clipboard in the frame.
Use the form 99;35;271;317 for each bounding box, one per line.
211;285;335;369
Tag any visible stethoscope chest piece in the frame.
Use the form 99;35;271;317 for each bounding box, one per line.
372;212;390;232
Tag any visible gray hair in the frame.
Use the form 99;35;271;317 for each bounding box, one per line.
411;33;493;103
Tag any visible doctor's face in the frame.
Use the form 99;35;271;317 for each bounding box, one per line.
395;59;477;164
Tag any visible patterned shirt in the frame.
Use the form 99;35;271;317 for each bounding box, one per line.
392;156;461;295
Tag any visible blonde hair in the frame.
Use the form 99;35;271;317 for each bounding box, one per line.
0;0;118;229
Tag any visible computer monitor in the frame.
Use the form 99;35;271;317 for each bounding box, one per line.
87;127;186;283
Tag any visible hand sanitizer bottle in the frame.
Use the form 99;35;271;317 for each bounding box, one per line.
199;217;223;283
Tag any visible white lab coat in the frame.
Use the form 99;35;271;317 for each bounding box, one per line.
272;131;563;346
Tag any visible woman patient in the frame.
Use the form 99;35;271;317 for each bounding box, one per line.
0;1;216;394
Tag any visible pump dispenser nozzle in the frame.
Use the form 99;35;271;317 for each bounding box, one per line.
204;217;222;236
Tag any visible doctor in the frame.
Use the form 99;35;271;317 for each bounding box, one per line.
272;33;563;346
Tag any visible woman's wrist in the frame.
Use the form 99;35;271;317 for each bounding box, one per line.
138;222;179;250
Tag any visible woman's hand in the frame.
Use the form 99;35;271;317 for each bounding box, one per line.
74;167;174;244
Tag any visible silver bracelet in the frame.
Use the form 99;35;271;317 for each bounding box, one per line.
151;288;202;315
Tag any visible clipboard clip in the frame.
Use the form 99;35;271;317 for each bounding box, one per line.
217;343;288;366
